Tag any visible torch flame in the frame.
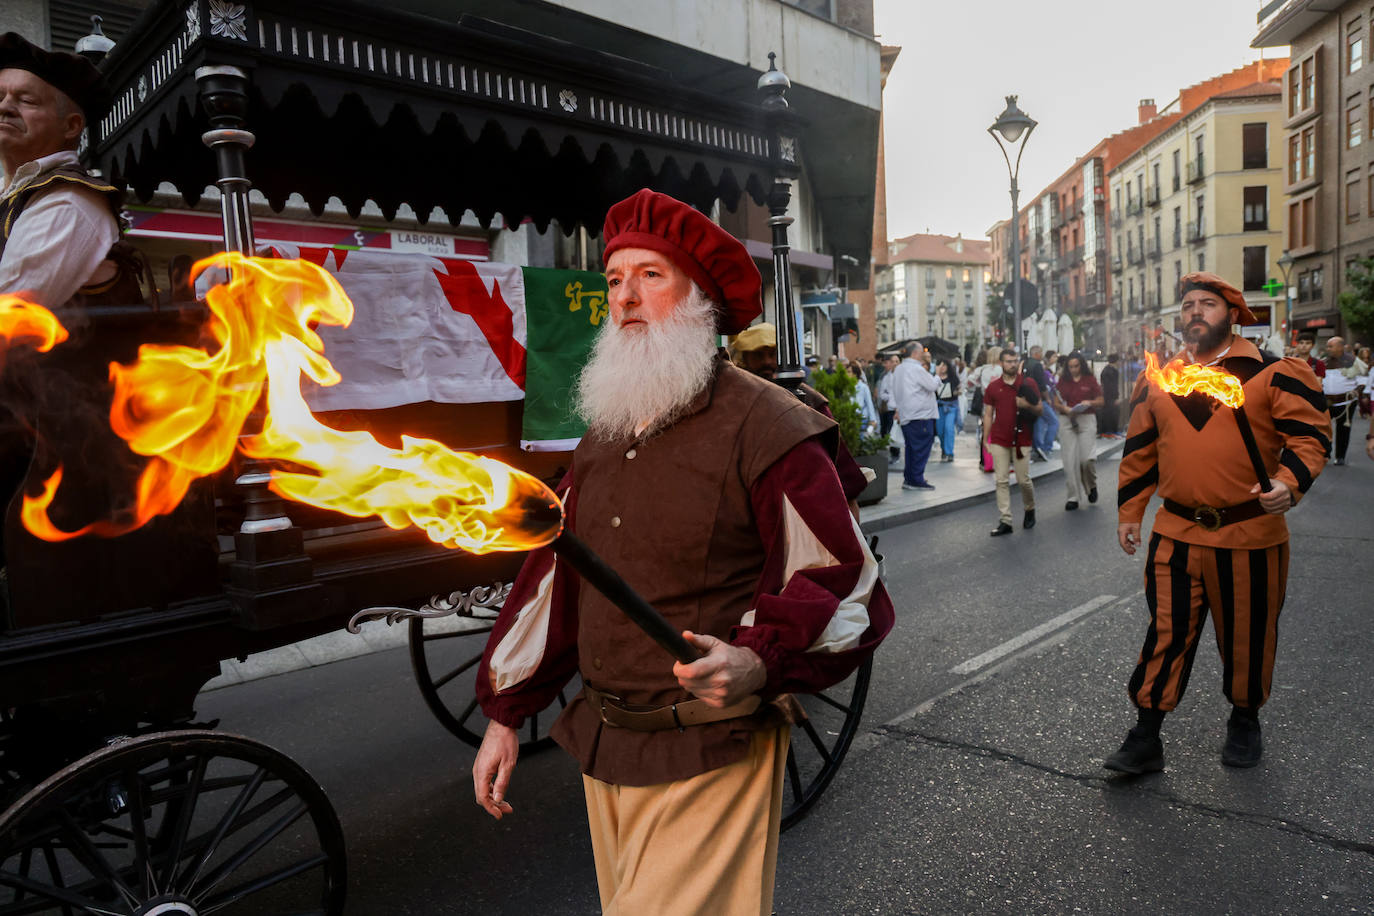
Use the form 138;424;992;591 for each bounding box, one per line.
0;294;67;352
1142;351;1245;408
22;252;564;552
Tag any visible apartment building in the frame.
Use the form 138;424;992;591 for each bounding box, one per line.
1255;0;1374;342
874;234;989;353
1108;80;1287;353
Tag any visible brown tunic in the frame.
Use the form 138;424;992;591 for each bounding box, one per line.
549;361;836;785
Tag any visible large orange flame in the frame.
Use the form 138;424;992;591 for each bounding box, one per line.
1142;351;1245;408
21;253;563;553
0;293;67;353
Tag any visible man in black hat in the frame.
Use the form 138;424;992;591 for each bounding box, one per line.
0;31;123;309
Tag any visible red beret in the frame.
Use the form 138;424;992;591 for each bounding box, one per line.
1180;271;1257;326
0;32;110;117
602;189;762;334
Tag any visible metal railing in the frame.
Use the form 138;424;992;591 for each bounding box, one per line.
1111;254;1123;271
1146;186;1161;207
1126;198;1144;217
1147;239;1162;260
1187;220;1205;243
1188;155;1205;183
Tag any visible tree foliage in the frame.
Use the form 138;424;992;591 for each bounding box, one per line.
1338;257;1374;341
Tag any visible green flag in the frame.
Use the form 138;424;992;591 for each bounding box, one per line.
520;267;607;449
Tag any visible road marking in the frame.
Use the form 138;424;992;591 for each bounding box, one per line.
949;594;1119;675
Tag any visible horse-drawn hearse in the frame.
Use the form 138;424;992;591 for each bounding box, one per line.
0;3;876;912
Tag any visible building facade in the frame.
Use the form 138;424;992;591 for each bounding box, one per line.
874;234;989;353
1108;80;1288;353
1255;0;1374;343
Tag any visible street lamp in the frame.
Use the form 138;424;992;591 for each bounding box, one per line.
989;95;1037;355
1276;250;1295;344
937;304;948;340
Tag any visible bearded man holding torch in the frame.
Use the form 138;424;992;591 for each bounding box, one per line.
473;189;893;914
1107;272;1329;774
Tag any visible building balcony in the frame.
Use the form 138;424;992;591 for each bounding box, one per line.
1146;186;1161;207
1110;211;1122;229
1127;295;1139;311
1067;246;1085;266
1147;239;1162;260
1127;248;1144;267
1146;289;1161;308
1065;202;1082;222
1187;221;1205;243
1172;229;1182;248
1125;199;1144;218
1188;155;1205;184
1111;253;1123;271
1050;210;1065;229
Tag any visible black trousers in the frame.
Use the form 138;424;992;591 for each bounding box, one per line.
1329;399;1353;461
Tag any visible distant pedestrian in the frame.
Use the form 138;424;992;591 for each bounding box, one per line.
1294;334;1325;380
1099;353;1122;437
1052;351;1103;511
983;347;1040;535
969;346;1002;473
875;354;899;459
892;342;938;490
1322;336;1367;466
934;359;960;462
1107;272;1330;774
1024;346;1057;461
849;362;879;438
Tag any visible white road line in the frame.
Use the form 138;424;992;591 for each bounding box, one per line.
949;594;1119;675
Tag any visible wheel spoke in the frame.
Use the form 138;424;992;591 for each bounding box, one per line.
809;691;852;716
785;750;804;805
124;766;155;899
430;653;483;691
0;868;125;916
423;626;493;642
799;718;834;765
455;696;480;728
556;688;569;709
186;801;309;901
161;752;209;890
528;713;538;743
198;852;328;913
41;843;76;916
56;810;140;910
176;764;268;894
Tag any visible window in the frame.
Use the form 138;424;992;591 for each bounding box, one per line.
1242;123;1268;169
1152;162;1161;193
1288;193;1317;251
1368;164;1374;216
1348;99;1363;148
925;268;935;286
1198;253;1205;273
1312;266;1324;300
962;268;971;284
1173;206;1182;246
1243;246;1267;291
1243;186;1268;230
1196;195;1205;233
1172;150;1181;190
1350;23;1364;73
1174;261;1183;297
1349;169;1362;222
1298;271;1312;302
1286;50;1321;121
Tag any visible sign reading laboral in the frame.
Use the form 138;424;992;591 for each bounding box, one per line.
390;230;460;257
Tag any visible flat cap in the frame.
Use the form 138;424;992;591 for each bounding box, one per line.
1180;271;1257;326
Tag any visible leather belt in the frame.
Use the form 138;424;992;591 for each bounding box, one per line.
1162;498;1265;532
583;684;761;732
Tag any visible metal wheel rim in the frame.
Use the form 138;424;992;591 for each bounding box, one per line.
0;730;346;915
780;656;873;831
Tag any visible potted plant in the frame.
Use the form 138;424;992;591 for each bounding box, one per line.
807;368;888;506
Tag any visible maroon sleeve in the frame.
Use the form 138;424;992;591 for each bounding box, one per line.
834;441;869;501
730;438;895;696
475;470;582;729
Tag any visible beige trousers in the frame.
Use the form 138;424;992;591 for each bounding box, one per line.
582;726;790;916
990;443;1035;524
1058;412;1098;503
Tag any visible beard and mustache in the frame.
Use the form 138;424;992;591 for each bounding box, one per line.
1183;313;1232;354
573;284;719;441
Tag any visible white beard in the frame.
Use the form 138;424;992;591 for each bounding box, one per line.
574;285;719;440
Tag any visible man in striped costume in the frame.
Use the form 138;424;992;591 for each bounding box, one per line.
1107;272;1329;773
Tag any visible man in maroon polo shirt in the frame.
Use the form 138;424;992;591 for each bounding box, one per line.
984;347;1042;536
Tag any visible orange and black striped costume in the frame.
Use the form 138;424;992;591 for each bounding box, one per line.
1118;336;1328;711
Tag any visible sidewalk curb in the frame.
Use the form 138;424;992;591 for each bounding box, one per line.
860;439;1125;536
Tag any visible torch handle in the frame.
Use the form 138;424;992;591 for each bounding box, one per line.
550;532;702;664
1231;406;1274;493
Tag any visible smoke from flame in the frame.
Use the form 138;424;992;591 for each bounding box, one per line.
20;252;564;553
1142;351;1245;408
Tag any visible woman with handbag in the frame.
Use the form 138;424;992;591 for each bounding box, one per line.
934;359;961;462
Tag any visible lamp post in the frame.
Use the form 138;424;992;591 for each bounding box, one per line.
937;304;948;340
989;96;1037;354
1276;249;1295;344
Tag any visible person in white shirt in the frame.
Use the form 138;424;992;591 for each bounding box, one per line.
892;341;939;490
0;32;121;310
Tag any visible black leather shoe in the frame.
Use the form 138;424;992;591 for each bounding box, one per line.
1222;714;1263;768
1065;501;1079;511
1023;509;1036;529
1104;727;1165;774
990;522;1014;537
1088;487;1098;504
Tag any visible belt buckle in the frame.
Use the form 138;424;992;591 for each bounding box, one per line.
1192;505;1222;532
592;688;624;727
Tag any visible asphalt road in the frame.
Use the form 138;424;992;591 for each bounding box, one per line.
199;448;1374;914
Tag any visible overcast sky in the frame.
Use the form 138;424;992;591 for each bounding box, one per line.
872;0;1288;243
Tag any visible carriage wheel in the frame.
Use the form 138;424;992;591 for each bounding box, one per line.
408;615;578;753
0;730;346;915
780;656;872;832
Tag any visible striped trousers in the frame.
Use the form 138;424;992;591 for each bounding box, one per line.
1128;533;1289;712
